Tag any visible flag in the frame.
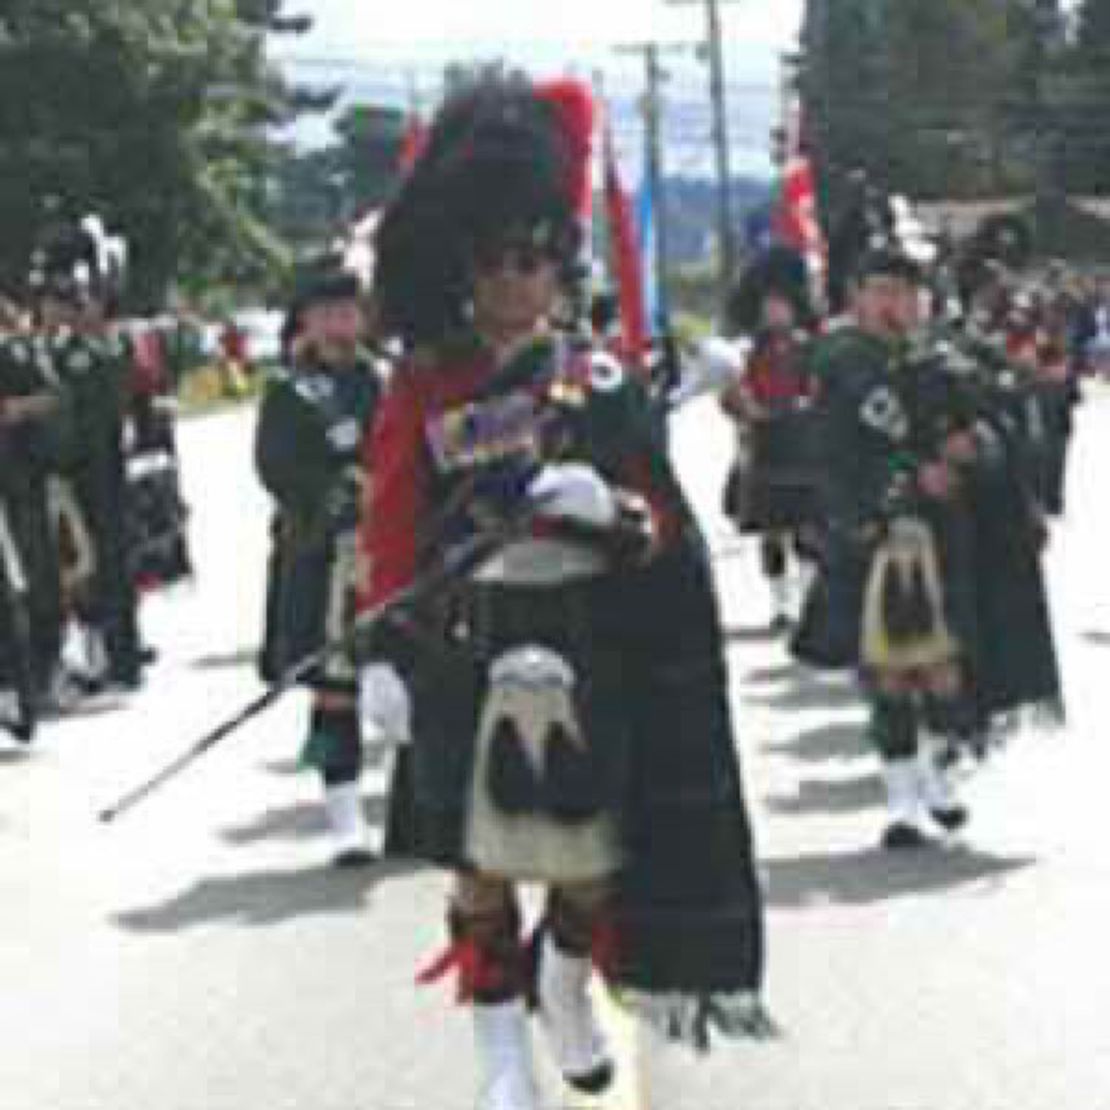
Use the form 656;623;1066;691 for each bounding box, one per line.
603;125;649;370
637;173;662;334
397;114;427;174
772;98;826;303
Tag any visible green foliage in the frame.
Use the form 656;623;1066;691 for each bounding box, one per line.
265;103;407;261
330;104;408;213
1076;0;1110;52
1062;0;1110;192
800;0;1100;202
0;0;319;308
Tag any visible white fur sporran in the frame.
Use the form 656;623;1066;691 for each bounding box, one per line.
464;645;620;883
861;515;958;673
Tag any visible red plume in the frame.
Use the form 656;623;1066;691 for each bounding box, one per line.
535;79;596;221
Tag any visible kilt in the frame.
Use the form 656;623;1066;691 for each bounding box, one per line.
261;520;358;691
732;407;820;533
394;574;631;880
388;534;767;1014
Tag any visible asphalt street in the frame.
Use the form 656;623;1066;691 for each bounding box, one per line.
2;387;1109;1110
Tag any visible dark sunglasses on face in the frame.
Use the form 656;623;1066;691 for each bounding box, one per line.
470;238;559;276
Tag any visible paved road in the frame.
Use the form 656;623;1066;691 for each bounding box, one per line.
2;390;1109;1110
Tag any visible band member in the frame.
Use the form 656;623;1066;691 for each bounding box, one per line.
721;247;820;630
1;270;73;720
360;71;770;1110
255;262;383;866
810;249;979;848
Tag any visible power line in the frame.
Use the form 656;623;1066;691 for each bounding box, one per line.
664;0;753;320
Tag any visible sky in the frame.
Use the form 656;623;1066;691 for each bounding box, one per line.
277;0;805;67
274;0;807;176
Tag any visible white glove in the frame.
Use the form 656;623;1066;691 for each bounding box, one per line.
527;463;617;528
358;663;412;747
671;336;752;405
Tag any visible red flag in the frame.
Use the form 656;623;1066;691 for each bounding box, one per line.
398;114;427;174
774;157;821;253
602;126;649;371
773;100;826;301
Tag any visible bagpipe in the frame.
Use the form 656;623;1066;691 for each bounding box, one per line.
858;332;981;676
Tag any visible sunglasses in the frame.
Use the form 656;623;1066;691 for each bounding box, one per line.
469;237;560;276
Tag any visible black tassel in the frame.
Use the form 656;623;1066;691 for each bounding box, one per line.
907;559;937;639
486;717;540;815
542;723;603;825
881;560;916;644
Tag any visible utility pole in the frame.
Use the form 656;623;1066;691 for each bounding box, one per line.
614;41;692;328
667;0;745;323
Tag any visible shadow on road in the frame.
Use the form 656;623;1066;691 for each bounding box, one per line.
765;721;868;764
220;796;389;845
745;662;800;686
42;695;130;725
725;625;781;644
0;745;35;764
191;647;260;671
113;857;423;933
763;845;1036;909
260;757;304;777
747;678;862;712
765;773;884;816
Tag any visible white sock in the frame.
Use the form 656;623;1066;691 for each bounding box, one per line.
883;757;924;827
770;577;791;620
324;782;368;856
538;936;611;1084
473;999;539;1110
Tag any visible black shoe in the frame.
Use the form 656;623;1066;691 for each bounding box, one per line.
332;846;377;869
770;614;793;635
542;725;603;825
881;821;928;851
2;716;34;745
487;718;540;815
567;1060;616;1096
929;805;969;833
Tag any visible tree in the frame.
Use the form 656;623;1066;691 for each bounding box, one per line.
330;104;409;217
800;0;1071;202
1076;0;1110;52
1057;0;1110;192
800;0;891;207
0;0;324;308
265;103;408;261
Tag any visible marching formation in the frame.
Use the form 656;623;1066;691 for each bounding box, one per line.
245;70;1094;1110
3;61;1104;1110
719;205;1084;853
0;219;192;743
